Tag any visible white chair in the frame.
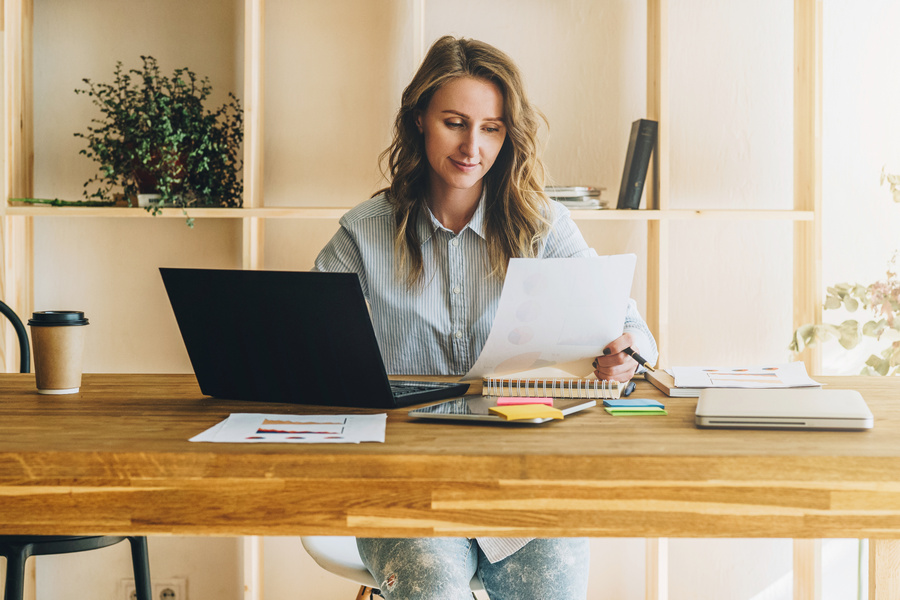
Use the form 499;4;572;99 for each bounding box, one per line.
300;536;483;599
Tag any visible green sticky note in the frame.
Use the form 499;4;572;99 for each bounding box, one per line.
604;407;668;416
604;398;665;408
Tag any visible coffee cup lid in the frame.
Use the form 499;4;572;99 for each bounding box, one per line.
28;311;89;326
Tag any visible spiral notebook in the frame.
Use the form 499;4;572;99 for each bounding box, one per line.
482;377;624;399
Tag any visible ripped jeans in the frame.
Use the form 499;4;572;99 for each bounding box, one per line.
356;537;589;600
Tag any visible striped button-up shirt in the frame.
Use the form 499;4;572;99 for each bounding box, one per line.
314;191;658;562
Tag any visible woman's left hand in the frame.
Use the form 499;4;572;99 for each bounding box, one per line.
592;333;638;382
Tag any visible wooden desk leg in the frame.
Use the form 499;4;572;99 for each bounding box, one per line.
645;538;668;600
242;536;264;600
793;539;821;600
355;587;376;600
870;539;900;599
26;560;36;600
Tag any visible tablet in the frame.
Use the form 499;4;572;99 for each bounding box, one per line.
408;396;596;424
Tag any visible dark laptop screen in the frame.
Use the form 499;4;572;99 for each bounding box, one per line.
160;268;397;407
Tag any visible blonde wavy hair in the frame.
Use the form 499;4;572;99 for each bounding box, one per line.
380;35;551;287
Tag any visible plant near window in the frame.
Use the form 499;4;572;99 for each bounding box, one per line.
790;168;900;375
73;55;243;227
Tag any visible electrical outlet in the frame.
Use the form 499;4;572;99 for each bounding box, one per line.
119;577;187;600
118;579;137;600
153;578;187;600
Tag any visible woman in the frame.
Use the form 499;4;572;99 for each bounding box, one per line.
315;35;658;600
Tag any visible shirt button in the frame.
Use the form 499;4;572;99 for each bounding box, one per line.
452;286;461;294
451;238;459;247
455;330;463;339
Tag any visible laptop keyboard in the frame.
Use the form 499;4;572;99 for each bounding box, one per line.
390;380;464;398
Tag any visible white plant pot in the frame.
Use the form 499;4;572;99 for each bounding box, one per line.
137;194;162;207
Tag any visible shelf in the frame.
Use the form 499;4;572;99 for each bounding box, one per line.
571;209;814;221
3;205;815;222
3;206;350;219
0;0;824;383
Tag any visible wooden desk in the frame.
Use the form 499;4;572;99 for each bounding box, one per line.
1;374;900;595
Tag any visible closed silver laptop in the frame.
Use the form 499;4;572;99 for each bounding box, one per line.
695;388;874;430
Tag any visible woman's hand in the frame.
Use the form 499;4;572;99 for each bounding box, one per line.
592;333;638;382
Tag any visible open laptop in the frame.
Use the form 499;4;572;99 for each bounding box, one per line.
160;268;469;408
695;388;874;430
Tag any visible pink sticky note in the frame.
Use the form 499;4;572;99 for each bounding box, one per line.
496;397;554;406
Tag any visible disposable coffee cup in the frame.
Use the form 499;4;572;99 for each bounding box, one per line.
27;311;90;394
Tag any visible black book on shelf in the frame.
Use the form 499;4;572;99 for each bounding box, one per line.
616;119;658;209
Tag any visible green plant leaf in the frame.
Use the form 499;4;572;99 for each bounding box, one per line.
866;354;891;376
837;320;861;349
862;319;887;338
790;324;812;352
73;55;243;222
888;341;900;367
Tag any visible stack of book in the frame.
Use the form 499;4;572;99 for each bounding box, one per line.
545;186;607;210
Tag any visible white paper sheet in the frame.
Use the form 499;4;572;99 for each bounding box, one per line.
189;413;387;444
461;254;636;381
671;362;821;389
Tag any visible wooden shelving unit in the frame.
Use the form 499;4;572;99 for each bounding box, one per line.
0;1;825;597
1;0;823;376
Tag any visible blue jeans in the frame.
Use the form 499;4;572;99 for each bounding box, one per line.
357;537;589;600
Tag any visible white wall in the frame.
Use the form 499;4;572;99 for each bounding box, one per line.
821;0;900;375
667;0;795;367
20;0;894;598
35;537;241;600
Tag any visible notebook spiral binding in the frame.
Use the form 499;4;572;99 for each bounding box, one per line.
482;377;622;399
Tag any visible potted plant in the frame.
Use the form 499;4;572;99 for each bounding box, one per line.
790;168;900;375
73;55;243;226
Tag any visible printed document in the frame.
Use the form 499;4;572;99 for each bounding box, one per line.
461;254;636;381
671;362;821;389
190;413;387;444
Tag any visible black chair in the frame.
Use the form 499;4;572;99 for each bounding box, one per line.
0;300;152;600
0;300;29;374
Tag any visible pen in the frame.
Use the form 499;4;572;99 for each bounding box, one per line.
623;347;656;372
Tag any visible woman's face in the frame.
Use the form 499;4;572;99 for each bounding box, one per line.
416;76;507;199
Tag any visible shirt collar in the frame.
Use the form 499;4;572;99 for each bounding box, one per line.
416;190;487;245
466;193;487;239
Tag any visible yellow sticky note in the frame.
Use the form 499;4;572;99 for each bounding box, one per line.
489;404;564;421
